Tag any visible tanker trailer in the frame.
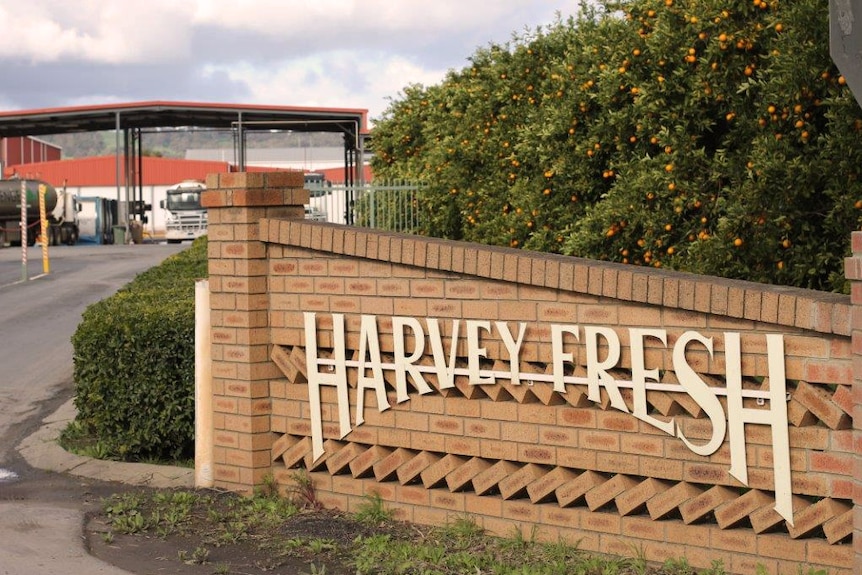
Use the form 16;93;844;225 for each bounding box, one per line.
0;179;80;247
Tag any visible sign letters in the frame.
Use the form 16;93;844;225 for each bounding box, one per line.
301;312;794;525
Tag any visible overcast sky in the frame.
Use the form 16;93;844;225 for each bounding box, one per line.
0;1;582;126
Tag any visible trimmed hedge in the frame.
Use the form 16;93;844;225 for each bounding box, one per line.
69;237;208;461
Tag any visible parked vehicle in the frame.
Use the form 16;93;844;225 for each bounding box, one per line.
160;180;207;244
0;178;79;247
304;172;331;197
76;196;117;245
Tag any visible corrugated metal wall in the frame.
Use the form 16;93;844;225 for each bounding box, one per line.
0;137;61;169
2;156;235;187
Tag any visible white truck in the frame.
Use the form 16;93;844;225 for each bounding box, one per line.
160;180;207;244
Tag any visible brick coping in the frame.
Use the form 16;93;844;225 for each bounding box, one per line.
260;218;850;337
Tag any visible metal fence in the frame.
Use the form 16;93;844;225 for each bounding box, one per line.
305;181;425;233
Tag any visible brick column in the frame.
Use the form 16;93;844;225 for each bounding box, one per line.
201;171;308;493
846;230;862;573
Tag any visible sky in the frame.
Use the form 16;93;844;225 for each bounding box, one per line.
0;1;583;126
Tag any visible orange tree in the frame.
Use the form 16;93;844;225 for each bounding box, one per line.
370;0;862;292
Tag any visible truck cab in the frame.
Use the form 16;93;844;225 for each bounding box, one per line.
160;181;207;244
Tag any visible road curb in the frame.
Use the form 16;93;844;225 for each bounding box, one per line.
17;398;195;489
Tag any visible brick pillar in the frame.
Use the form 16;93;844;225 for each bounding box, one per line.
201;171;307;493
846;230;862;573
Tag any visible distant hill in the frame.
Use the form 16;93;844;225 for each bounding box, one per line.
42;130;344;159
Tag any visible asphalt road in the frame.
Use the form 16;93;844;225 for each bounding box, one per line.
0;241;186;477
0;240;195;575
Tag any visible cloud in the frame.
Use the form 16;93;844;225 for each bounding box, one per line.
0;1;194;64
202;50;446;122
0;0;576;121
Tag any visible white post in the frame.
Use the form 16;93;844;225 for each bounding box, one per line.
19;179;27;282
194;279;214;488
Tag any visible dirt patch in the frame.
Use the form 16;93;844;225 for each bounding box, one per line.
85;489;414;575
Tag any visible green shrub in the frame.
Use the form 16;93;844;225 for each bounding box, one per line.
68;237;208;461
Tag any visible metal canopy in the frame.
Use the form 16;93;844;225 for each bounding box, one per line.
0;100;368;141
0;100;369;234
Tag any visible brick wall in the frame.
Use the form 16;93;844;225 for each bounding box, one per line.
204;174;856;575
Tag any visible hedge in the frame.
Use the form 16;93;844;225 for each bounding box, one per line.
69;237;208;462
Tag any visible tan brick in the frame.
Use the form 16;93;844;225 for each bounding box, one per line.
679;485;736;524
420;453;467;489
498;463;546;500
787;497;851;539
373;447;416;482
556;470;606;508
806;538;854;570
270;433;297;462
526;466;577;504
714;488;772;529
499;378;535;404
793;381;850;430
584;473;637;512
749;495;807;534
280;436;311;468
787;398;817;426
430;490;465;512
615;477;671;516
445;456;492;492
822;508;853;544
304;439;339;471
347;445;391;479
472;460;520;496
712;528;757;555
395;450;440;485
324;442;366;475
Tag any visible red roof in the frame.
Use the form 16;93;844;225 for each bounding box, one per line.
3;155;285;187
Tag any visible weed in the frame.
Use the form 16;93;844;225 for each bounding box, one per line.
699;559;727;574
256;473;278;499
306;538;336;553
284;537;305;550
353;492;393;525
662;557;694;575
434;515;483;552
500;523;537;552
628;542;649;575
438;514;483;539
178;546;210;565
103;492;144;517
288;469;322;510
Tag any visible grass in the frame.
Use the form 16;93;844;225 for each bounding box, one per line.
94;483;833;575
